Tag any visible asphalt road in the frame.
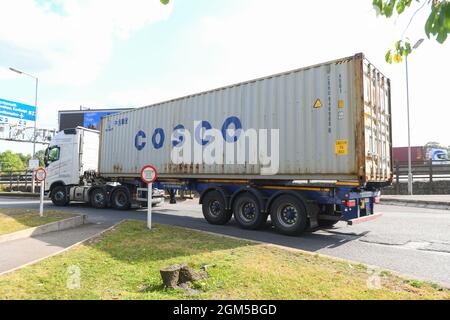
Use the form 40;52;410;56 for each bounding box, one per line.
1;197;449;287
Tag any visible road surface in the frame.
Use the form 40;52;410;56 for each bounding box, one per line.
0;197;449;287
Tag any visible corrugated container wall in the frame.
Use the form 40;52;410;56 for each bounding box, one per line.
99;53;392;184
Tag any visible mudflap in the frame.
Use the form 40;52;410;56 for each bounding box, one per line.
347;213;383;226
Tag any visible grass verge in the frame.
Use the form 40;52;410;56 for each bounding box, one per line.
0;208;76;236
0;220;448;300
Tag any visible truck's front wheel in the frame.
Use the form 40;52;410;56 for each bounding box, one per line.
202;191;232;225
51;186;69;207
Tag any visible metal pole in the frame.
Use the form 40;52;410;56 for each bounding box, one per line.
148;183;152;230
406;55;413;195
31;77;39;193
39;180;44;217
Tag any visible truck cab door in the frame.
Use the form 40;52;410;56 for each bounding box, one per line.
44;146;61;191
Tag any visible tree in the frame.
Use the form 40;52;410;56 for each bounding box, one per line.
373;0;450;63
0;151;28;172
18;153;31;167
424;141;445;149
34;150;46;167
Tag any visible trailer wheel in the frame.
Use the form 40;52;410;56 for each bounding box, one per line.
111;188;131;210
270;195;308;236
233;193;267;230
90;188;107;209
202;191;232;225
51;186;69;207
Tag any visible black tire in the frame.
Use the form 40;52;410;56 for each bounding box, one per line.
90;188;107;209
202;191;232;225
270;195;308;236
111;188;131;210
318;220;340;228
51;186;69;207
233;193;267;230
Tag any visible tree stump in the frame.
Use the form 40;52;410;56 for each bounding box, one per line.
179;266;208;284
160;264;186;288
160;264;208;288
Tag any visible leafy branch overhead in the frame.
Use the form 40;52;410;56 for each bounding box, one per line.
373;0;450;63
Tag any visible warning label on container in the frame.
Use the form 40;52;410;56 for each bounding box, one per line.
313;99;322;109
335;140;348;156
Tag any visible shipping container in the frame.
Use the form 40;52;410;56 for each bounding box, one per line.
99;53;392;184
393;146;426;163
45;53;389;234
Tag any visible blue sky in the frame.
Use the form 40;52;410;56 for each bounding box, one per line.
1;0;450;155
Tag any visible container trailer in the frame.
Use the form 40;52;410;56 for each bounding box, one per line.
44;53;392;235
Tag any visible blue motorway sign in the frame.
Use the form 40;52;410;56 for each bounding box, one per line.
83;111;120;130
0;98;36;122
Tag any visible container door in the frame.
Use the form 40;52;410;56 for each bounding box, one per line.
362;59;393;182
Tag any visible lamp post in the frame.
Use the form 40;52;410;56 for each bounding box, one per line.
405;38;424;196
9;67;39;193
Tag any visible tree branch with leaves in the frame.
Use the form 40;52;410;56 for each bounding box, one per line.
373;0;450;63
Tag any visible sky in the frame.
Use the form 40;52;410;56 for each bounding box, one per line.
0;0;449;156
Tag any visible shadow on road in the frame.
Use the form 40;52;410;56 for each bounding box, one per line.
150;211;368;253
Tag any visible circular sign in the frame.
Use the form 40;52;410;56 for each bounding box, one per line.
35;167;47;182
140;165;158;184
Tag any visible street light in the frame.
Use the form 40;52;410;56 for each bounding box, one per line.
9;67;39;193
405;39;424;196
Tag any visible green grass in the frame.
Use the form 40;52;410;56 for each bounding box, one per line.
0;208;76;236
0;221;448;300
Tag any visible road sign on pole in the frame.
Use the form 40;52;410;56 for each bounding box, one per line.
35;168;47;217
0;98;36;124
140;165;158;230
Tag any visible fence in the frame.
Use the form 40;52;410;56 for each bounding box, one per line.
0;170;36;192
392;160;450;194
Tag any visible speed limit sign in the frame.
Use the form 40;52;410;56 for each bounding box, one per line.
140;165;158;230
35;167;47;182
140;165;158;184
35;167;47;217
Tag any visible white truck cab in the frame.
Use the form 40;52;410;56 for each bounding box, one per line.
44;127;164;209
44;127;99;193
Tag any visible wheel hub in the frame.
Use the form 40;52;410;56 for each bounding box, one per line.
241;202;256;221
209;200;222;217
279;204;298;226
116;193;127;206
94;193;105;204
55;191;65;201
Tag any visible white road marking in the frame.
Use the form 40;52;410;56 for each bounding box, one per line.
0;200;51;205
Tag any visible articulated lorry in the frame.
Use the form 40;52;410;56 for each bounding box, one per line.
45;53;392;236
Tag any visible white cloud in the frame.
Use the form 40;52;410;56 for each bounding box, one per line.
0;0;173;85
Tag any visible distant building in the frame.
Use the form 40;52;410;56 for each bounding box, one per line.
58;108;131;131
